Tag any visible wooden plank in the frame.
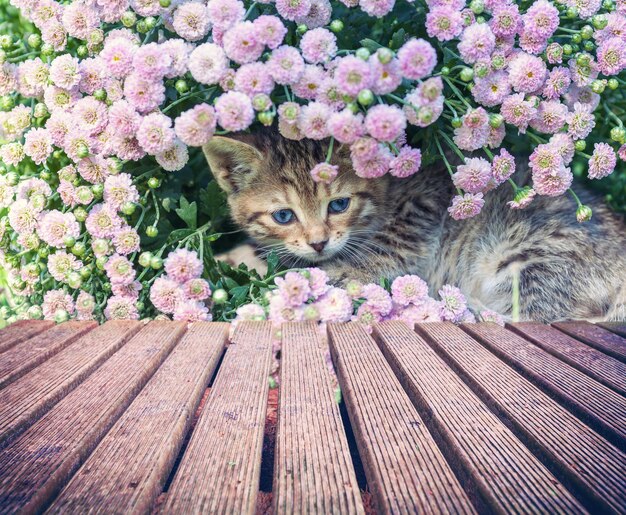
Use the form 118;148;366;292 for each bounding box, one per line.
374;322;585;514
418;323;626;514
328;323;474;515
462;323;626;444
163;322;273;514
598;322;626;339
274;323;364;514
0;321;142;447
0;320;54;354
509;322;626;396
0;321;185;514
553;321;626;363
0;321;96;389
48;323;228;514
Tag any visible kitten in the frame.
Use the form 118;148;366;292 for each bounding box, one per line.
203;130;626;322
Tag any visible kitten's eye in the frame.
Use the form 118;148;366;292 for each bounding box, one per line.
328;197;350;214
272;209;295;224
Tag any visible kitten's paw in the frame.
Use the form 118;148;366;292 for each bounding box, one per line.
216;244;268;276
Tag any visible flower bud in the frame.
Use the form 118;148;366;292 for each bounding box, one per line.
54;309;69;324
257;111;275;126
355;47;371;60
27;305;43;320
121;11;136;27
576;205;593;222
146;226;159;238
574;140;586;151
139;252;153;267
377;48;394;64
330;20;344;33
148;177;161;188
0;36;13;50
357;89;374;106
459;67;474;82
27;34;41;48
41;43;55;56
33;103;48;118
610;127;626;144
67;272;82;289
212;288;229;304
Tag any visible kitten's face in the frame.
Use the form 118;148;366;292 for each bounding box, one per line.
204;132;390;264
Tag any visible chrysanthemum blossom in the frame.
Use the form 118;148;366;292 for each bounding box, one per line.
397;38;437;79
137;112;176;155
364;104;407;142
215;91;255;132
389;146;422;178
38;210;80;248
391;275;428;306
448;192;485;220
588;142;617;179
172;1;211;42
310;162;338;183
174;103;217;146
188;43;229;85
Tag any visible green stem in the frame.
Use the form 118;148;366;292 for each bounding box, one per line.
568;188;583;207
443;76;471;109
438;130;466;162
435;135;463;196
325;137;334;163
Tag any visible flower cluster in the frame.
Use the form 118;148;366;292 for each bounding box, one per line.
0;0;624;323
234;269;504;330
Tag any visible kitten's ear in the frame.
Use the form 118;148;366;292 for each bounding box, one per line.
203;135;264;193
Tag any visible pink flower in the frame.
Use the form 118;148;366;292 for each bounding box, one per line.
426;5;463;41
267;45;305;85
568;0;601;18
86;203;123;238
105;254;136;285
104;173;139;208
542;66;571;100
235;303;266;321
150;277;183;314
361;283;393;315
16;58;49;98
275;271;312;307
49;54;81;89
215;91;255;132
234;63;275;95
489;3;520;37
161;39;192;79
458;23;496;64
133;43;172;79
174;104;216;146
300;28;337;64
453;157;492;194
327;110;364;144
335;56;373;96
364;104;406;142
253;15;287;49
113;227;141;255
42;289;75;320
618;144;626;162
207;0;245;29
100;37;136;78
397;38;437;79
8;199;40;234
76;291;95;319
123;73;166;113
448;192;485;220
391;275;428;306
389;146;422;178
566;102;596;141
523;0;559;39
472;71;510;107
295;0;332;27
359;0;395;17
182;278;211;300
275;0;311;20
588;142;617;179
597;37;626;76
352;144;392;178
314;287;353;322
78;57;107;94
172;1;211;41
108;100;141;137
39;210;80;248
222;21;263;64
480;310;505;325
164;248;203;283
305;267;330;298
533;165;572;197
439;285;468;322
507;186;536;209
529;144;564;175
369;56;403;95
310;162;338;183
48;251;82;282
508;52;547;93
291;64;326;100
23;128;52;165
491;149;516;184
500;93;537;134
173;301;211;322
529;100;567;134
155;139;189;172
549;133;575;165
546;43;564;64
62;1;100;39
297;101;331;139
104;296;139;320
453;107;490;151
137;112;176;155
73;96;108;135
188;43;229;85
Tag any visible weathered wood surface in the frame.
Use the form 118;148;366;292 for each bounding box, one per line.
0;319;625;514
599;322;626;339
163;322;273;514
48;323;228;514
0;322;184;514
374;322;585;514
509;322;626;396
418;323;626;514
0;321;96;389
554;321;626;362
462;323;626;444
0;320;141;446
0;320;54;354
328;323;474;514
274;323;363;514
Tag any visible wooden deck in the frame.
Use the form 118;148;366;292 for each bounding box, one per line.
0;320;624;514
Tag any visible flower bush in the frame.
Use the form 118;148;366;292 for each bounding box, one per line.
0;0;624;325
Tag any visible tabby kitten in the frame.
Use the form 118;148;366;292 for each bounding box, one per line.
203;130;626;322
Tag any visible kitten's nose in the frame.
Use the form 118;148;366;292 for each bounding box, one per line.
309;240;328;253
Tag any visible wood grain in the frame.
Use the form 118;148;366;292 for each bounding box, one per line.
0;321;96;389
418;322;626;514
553;321;626;363
274;322;363;514
163;322;273;514
0;321;185;514
0;320;141;447
374;321;584;514
328;323;474;515
462;323;626;444
48;323;228;514
509;322;626;396
598;322;626;339
0;320;54;354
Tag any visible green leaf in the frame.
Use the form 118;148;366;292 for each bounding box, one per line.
390;28;406;50
265;252;279;277
167;228;195;243
223;277;239;290
230;285;250;304
175;197;197;229
360;38;383;52
198;181;228;221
